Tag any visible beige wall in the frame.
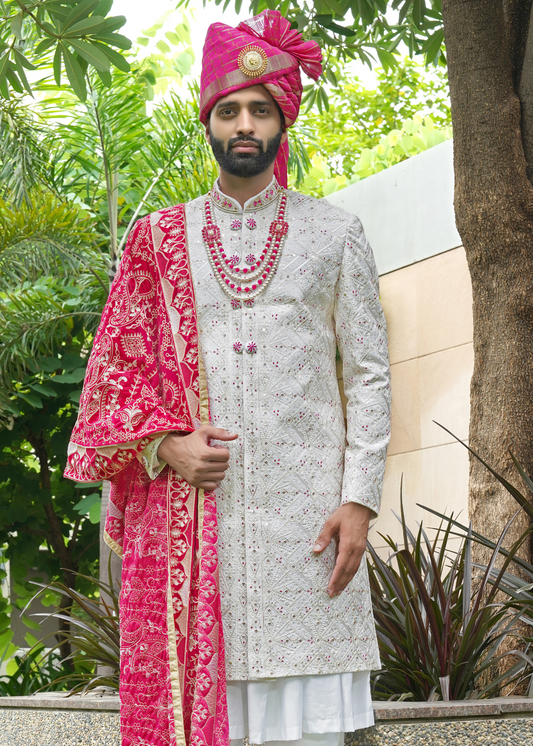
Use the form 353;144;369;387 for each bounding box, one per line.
337;246;474;550
370;246;474;549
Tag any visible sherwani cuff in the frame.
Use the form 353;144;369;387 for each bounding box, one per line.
341;449;386;519
137;432;173;480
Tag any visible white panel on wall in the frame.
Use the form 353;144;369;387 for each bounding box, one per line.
324;139;461;275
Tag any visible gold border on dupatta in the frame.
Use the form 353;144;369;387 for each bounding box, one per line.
103;530;123;559
166;570;187;746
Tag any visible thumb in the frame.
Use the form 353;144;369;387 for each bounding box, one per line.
200;426;239;442
313;519;336;553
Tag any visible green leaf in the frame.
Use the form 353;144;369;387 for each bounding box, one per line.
422;28;445;64
34;37;56;56
376;47;398;71
10;13;24;41
53;367;87;383
89;501;101;523
156;40;171;54
136;36;150;47
28;383;56;397
97;68;112;87
63;0;101;32
94;0;113;16
66;39;111;72
69;390;82;404
40;21;59;37
6;66;23;95
165;31;181;46
91;41;130;72
0;53;11;90
53;45;62;86
60;43;87;100
74;492;101;515
6;658;18;676
64;16;108;37
13;49;37;71
100;16;127;33
16;392;43;409
95;32;132;50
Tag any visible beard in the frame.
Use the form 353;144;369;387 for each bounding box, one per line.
209;128;283;178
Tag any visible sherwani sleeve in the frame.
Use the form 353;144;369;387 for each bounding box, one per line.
334;215;391;518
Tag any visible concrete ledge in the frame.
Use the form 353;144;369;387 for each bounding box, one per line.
0;691;120;711
373;697;533;721
0;694;532;745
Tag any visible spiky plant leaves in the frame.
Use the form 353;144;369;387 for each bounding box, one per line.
26;570;120;695
368;494;533;701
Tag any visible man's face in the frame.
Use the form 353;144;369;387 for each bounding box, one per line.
206;85;286;178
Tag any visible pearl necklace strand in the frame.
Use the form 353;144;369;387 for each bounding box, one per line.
202;189;288;308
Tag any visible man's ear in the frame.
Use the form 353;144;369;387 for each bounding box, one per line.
281;130;288;145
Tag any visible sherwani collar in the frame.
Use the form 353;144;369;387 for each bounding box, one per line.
210;176;281;214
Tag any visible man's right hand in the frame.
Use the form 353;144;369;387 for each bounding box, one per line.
157;426;238;491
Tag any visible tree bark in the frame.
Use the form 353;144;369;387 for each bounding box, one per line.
25;428;79;662
441;0;533;559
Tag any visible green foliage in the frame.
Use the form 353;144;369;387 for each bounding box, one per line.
293;58;452;196
30;570;120;694
0;16;219;670
0;0;132;101
421;424;533;635
369;497;533;701
300;113;451;197
0;646;73;695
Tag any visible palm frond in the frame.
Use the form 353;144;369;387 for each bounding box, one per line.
0;99;52;206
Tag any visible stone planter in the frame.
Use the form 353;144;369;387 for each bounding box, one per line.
347;698;533;745
0;692;120;746
0;694;532;745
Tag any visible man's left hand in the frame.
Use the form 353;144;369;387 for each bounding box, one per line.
313;503;372;597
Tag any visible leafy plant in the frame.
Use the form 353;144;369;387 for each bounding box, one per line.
28;570;120;694
420;424;533;633
0;0;132;101
368;494;533;701
0;646;72;696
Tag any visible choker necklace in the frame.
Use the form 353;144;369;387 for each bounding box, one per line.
202;189;288;308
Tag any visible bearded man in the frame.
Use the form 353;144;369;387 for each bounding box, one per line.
65;10;391;746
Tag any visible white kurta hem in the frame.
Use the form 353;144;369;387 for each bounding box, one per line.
227;671;374;743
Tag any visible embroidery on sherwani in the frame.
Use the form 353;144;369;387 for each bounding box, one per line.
65;206;229;746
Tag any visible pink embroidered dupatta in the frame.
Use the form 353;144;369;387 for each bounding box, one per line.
64;206;229;746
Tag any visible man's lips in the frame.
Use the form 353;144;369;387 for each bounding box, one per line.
231;142;260;153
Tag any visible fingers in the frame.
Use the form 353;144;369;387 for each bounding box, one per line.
200;426;239;442
327;548;364;597
313;517;338;553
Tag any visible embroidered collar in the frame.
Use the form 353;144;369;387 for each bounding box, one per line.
210;176;280;214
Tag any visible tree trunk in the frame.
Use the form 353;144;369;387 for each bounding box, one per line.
25;428;79;662
441;0;533;559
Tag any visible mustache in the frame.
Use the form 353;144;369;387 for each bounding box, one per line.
227;135;263;150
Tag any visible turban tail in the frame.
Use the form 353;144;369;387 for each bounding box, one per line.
200;10;322;187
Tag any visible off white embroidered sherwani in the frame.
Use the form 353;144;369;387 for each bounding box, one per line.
145;177;391;689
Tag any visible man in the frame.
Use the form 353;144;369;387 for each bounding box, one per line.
65;10;390;746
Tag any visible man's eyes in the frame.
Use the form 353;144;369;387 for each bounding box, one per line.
219;107;271;116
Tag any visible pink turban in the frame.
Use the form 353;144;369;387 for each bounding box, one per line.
200;10;323;188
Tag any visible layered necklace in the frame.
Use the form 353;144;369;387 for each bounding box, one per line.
202;189;288;308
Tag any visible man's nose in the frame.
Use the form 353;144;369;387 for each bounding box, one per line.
235;110;255;135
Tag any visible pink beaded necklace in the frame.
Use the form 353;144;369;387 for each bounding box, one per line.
202;189;288;308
